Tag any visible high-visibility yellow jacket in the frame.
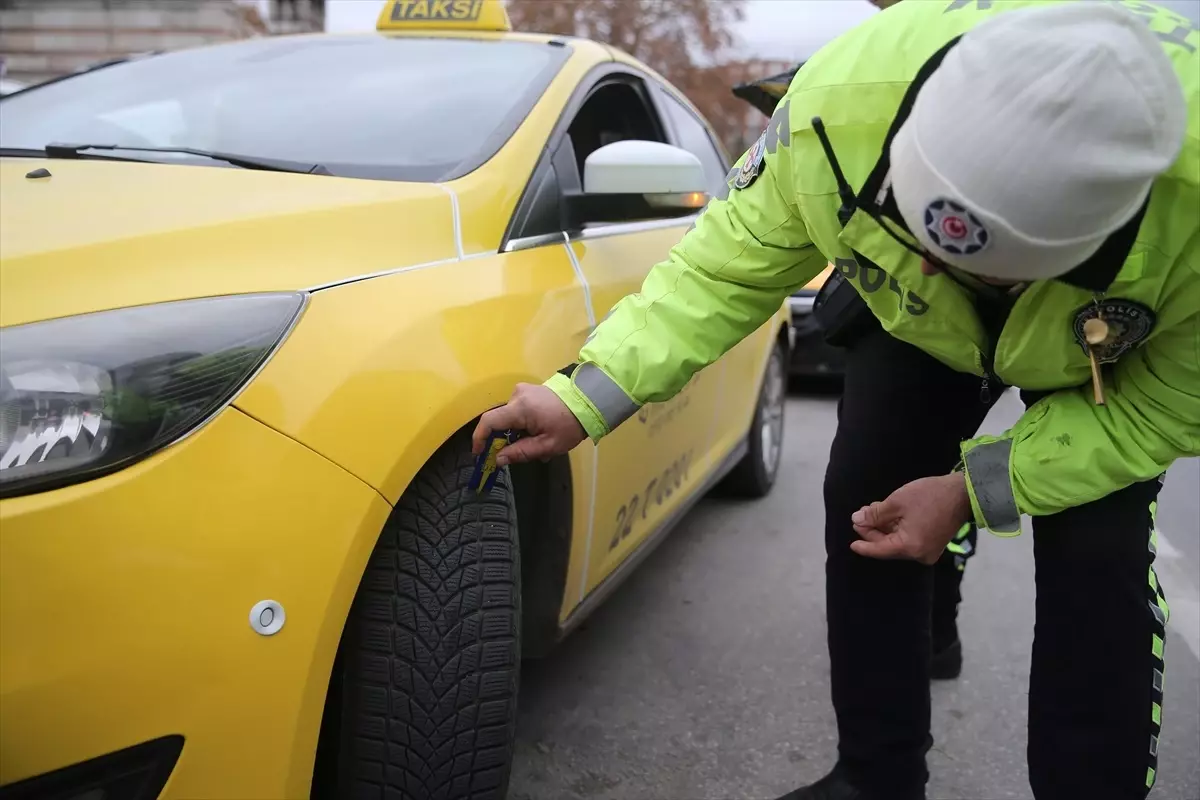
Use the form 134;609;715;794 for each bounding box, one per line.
547;0;1200;535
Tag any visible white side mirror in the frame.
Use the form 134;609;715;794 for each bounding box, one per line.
583;140;708;195
566;140;710;227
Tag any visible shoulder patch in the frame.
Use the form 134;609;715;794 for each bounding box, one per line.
733;131;767;190
1072;299;1156;364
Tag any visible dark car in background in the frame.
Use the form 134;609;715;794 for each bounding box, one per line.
733;65;845;380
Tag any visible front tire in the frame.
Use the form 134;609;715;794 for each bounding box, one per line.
720;338;787;498
335;431;521;800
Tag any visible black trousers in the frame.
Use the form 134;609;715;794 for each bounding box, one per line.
824;325;1168;800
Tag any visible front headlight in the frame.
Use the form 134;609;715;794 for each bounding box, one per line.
0;293;306;499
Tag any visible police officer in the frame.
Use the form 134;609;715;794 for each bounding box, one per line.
474;2;1199;798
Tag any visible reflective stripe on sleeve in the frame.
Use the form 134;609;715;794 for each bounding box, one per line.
573;363;639;431
963;438;1021;534
544;371;604;441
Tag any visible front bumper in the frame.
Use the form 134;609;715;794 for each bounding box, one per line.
0;408;391;799
787;294;845;378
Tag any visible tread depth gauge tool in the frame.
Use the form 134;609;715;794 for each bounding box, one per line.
469;429;525;494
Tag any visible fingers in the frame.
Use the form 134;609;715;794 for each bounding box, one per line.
850;521;903;560
850;535;907;560
472;403;525;455
850;524;943;564
851;499;899;533
474;382;588;463
495;434;556;466
852;525;888;542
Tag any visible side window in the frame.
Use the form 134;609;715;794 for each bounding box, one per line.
504;73;676;243
564;78;667;184
660;92;728;195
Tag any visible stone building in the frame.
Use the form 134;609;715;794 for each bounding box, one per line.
0;0;324;87
266;0;324;36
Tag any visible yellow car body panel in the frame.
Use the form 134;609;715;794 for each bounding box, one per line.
0;18;791;796
233;247;592;507
0;32;610;327
438;50;610;253
0;159;457;327
562;226;780;597
0;407;391;795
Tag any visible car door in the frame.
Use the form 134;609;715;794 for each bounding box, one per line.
502;66;729;596
568;72;732;593
654;84;784;467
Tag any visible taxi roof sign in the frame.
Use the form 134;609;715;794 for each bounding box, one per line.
377;0;513;32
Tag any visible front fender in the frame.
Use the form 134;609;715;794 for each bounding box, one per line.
234;249;592;505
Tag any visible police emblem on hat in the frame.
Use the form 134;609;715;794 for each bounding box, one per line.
923;198;989;256
1072;299;1156;364
733;131;767;190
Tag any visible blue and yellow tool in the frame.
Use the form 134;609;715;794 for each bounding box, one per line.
468;429;521;494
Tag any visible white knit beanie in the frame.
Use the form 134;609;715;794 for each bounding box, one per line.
889;2;1188;282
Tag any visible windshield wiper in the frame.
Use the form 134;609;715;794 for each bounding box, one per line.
41;143;330;175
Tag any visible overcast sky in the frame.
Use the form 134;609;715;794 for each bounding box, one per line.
319;0;880;61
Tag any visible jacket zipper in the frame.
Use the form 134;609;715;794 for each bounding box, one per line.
973;278;1034;406
935;266;1010;406
975;297;1011;406
979;343;1000;405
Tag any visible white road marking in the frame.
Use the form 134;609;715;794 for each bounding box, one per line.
561;241;597;603
1156;528;1200;662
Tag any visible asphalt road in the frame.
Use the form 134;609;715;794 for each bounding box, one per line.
507;387;1200;800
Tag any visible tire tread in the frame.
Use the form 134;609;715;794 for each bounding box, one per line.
339;434;520;800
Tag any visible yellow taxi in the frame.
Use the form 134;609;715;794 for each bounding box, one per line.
0;1;791;797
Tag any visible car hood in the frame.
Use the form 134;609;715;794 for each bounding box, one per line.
0;158;460;327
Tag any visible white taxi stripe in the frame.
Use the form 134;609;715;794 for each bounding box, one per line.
306;256;459;292
435;183;465;260
305;182;495;292
579;445;599;604
561;238;597;328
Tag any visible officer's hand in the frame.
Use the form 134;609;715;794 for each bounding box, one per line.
472;383;587;466
849;473;973;564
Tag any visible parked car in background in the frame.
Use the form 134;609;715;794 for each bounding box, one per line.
733;64;846;380
0;2;791;798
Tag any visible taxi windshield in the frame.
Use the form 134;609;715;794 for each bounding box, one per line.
0;35;568;182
